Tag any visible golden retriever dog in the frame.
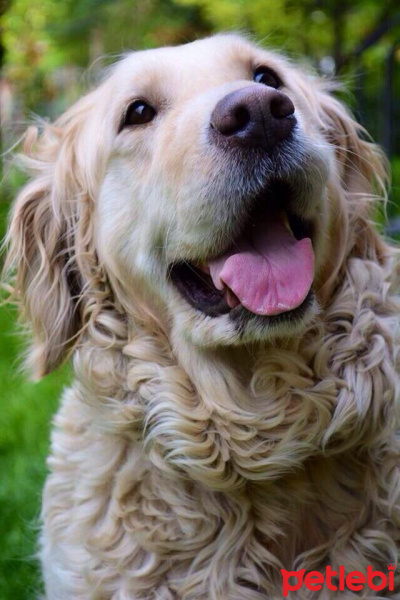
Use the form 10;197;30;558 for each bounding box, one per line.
4;34;400;599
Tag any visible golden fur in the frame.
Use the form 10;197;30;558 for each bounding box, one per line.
4;34;400;598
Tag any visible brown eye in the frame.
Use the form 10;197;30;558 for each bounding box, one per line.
253;66;282;89
121;100;156;130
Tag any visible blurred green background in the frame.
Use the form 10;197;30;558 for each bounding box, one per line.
0;1;399;598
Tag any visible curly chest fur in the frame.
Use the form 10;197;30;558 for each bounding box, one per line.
40;258;400;599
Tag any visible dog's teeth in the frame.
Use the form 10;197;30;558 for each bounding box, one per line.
225;288;240;309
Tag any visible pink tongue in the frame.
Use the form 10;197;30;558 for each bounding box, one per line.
209;214;314;316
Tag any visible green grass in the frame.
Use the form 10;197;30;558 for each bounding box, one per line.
0;201;70;599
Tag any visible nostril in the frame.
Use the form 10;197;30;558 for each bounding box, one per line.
231;106;251;133
212;103;251;136
270;94;295;119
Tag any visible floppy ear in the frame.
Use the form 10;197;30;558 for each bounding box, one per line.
308;87;399;456
4;90;109;378
317;87;389;261
306;83;390;301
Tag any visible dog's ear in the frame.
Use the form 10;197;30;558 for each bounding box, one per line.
308;83;390;302
318;89;387;195
316;87;388;260
4;90;109;378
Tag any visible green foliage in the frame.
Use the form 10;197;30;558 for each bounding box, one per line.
175;0;399;62
2;0;206;111
391;155;400;214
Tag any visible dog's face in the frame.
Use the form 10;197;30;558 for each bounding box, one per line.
7;34;383;376
96;34;334;347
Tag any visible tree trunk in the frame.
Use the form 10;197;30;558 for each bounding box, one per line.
333;0;346;73
0;0;12;180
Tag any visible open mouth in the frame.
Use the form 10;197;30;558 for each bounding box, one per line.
170;179;315;321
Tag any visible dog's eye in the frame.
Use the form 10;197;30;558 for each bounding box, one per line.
253;66;282;89
121;100;156;129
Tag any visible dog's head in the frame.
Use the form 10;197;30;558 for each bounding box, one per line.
5;34;387;377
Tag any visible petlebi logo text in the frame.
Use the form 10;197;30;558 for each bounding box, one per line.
280;564;396;597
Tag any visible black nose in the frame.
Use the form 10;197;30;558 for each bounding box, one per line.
210;86;296;151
